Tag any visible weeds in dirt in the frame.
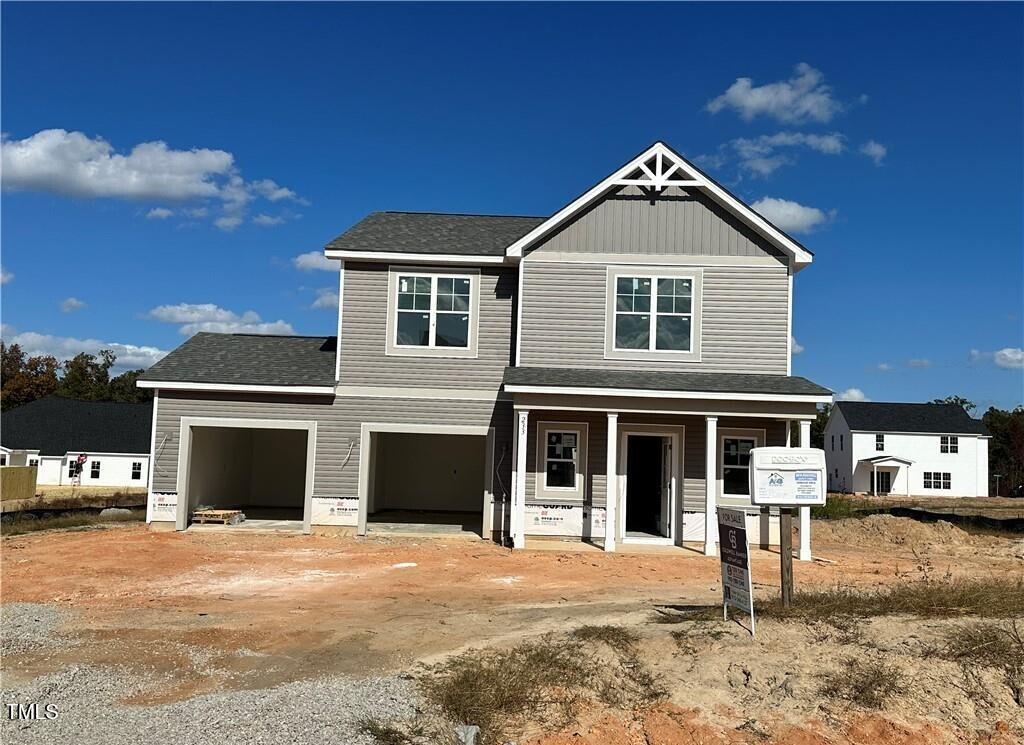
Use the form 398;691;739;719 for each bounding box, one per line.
811;495;863;520
671;620;732;657
818;656;905;710
932;621;1024;706
756;576;1024;621
358;718;418;745
570;624;639;654
1;509;144;536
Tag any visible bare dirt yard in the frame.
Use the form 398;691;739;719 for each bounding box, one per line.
2;516;1023;744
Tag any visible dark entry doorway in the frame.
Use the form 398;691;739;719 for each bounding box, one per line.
625;435;666;535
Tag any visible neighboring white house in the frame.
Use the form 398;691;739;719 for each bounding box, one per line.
1;396;153;488
824;401;990;497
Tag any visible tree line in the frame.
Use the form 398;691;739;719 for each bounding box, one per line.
0;342;153;411
810;395;1024;496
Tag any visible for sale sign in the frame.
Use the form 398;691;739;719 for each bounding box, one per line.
717;507;754;634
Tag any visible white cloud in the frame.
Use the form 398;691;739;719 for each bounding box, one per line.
791;336;804;354
253;213;285;227
312;288;339;309
860;140;887;166
707;131;846;177
60;297;86;313
293;251;338;272
742;156;792;177
877;363;893;372
751;197;833;234
0;129;305;232
994;348;1024;369
0;266;12;285
184;206;209;218
706;63;842;124
2;330;167;370
907;358;932;368
836;387;868;402
147;302;294;336
146;207;173;220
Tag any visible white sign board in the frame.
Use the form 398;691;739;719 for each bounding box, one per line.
749;447;827;507
717;507;754;634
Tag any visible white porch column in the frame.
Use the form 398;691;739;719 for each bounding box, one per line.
604;412;618;552
798;419;812;561
704;416;718;556
512;408;529;549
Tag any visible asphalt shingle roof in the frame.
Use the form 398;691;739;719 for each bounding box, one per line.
325;211;547;256
503;367;832;396
1;396;153;456
835;401;989;435
138;333;337;387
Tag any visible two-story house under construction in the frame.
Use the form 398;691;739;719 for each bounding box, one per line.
138;142;833;558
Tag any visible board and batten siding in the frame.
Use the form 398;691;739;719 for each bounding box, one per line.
152;391;513;500
519;260;790;374
339;262;515;390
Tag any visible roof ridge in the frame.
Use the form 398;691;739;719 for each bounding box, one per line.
376;210;547;219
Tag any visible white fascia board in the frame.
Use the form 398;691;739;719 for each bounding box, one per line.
504;141;813;270
324;249;512;265
136;380;335;395
849;429;988;437
503;384;832;404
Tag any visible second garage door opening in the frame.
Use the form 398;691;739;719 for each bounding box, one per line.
186;425;308;529
367;431;487;537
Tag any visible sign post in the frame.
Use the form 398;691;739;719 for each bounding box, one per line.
717;507;755;635
749;447;827;608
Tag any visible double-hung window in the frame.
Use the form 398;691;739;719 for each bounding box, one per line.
606;269;701;360
722;437;755;497
90;461;101;479
924;472;952;490
940;436;958;454
875;434;885;451
535;422;588;500
131;462;143;480
544;431;579;489
388;269;478;358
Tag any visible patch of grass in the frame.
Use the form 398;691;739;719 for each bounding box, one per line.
671;620;731;657
932;621;1024;706
811;495;864;520
818;656;904;710
755;577;1024;621
1;509;144;536
570;624;639;654
358;719;416;745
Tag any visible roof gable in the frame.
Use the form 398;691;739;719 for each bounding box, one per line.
504;142;814;270
835;401;989;435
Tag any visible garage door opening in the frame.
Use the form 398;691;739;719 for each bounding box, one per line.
367;431;487;537
183;425;310;531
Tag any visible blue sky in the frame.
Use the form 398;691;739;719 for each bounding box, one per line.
2;2;1022;410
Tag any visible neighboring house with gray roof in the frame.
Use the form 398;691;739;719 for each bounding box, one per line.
824;401;990;497
137;141;834;558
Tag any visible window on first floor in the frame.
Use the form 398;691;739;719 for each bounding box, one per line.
131;462;143;480
831;435;835;451
876;434;885;451
1;454;8;466
940;436;959;454
923;472;951;489
68;461;77;478
722;437;755;496
840;434;844;451
544;431;579;489
90;461;101;479
28;458;39;467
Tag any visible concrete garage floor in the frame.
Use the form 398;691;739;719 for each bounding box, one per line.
366;509;482;538
187;507;304;533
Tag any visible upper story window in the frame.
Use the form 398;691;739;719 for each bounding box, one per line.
831;435;834;451
875;434;884;451
386;268;479;359
840;434;844;451
940;435;958;454
605;268;702;362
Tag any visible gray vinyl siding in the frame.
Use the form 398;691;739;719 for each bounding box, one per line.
527;187;785;258
152;391;513;500
519;261;790;374
524;412;786;510
339;262;515;390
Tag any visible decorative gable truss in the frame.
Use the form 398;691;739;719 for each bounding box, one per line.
505;141;814;271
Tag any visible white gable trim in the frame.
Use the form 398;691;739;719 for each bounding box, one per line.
505;142;813;270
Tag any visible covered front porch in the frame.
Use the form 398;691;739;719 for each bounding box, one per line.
502;367;833;560
857;454;914;496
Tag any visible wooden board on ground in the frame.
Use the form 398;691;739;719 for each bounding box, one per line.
191;509;245;525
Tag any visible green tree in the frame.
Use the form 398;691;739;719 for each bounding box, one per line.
56;350;116;401
0;342;60;410
931;395;977;415
982;406;1024;495
108;368;153;403
809;402;831;449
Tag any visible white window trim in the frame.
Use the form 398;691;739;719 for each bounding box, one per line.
534;421;588;502
940;435;959;454
384;266;480;359
717;427;765;503
604;266;702;362
131;461;143;480
90;460;101;479
875;434;885;452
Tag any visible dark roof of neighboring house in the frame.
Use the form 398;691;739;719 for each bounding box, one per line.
503;367;832;396
138;333;337;388
835;401;990;435
1;396;153;456
325;211;547;256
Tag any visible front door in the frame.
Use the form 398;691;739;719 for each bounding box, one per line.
625;435;669;538
870;470;892;495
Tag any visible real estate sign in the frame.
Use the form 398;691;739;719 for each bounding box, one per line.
717;507;754;635
748;447;827;507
